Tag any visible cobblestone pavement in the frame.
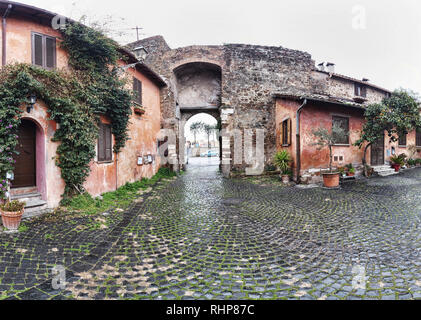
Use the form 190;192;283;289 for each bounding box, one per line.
1;158;421;300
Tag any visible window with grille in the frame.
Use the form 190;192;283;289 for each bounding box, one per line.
98;123;113;162
398;133;407;147
332;116;350;145
133;78;143;105
280;118;292;146
32;32;56;69
417;129;421;147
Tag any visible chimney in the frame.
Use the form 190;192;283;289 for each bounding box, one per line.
362;78;370;82
326;62;335;74
318;62;325;72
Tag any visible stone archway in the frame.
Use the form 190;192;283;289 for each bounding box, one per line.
172;62;224;171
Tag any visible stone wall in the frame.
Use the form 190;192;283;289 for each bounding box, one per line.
128;36;391;175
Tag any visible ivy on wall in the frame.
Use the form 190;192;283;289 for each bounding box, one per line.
0;22;133;202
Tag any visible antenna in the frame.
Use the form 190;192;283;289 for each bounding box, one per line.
132;26;143;41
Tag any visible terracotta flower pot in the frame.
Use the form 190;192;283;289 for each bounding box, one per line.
281;175;290;184
347;172;355;177
1;209;24;231
323;172;340;188
391;164;401;172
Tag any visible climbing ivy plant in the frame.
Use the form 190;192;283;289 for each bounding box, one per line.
0;21;133;202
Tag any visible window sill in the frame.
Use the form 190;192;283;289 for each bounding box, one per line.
97;160;113;164
282;144;291;147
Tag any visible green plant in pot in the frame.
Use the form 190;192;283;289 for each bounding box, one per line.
312;123;348;188
390;155;404;172
0;200;26;231
274;150;292;184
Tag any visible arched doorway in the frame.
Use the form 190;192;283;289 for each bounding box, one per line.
183;113;221;169
173;62;223;170
12;118;46;201
13;119;37;188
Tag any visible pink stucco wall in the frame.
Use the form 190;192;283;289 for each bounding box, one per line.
5;14;163;207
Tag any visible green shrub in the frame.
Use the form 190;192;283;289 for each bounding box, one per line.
273;150;292;175
0;200;25;212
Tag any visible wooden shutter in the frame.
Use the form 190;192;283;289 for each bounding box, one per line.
45;37;56;69
105;125;112;161
287;119;292;145
33;33;43;67
98;124;105;162
133;78;143;105
280;122;284;145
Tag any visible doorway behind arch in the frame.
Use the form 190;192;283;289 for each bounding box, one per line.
184;113;221;170
11;118;47;204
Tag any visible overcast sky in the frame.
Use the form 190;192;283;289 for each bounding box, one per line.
21;0;421;94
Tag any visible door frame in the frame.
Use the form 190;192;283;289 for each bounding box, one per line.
371;133;385;166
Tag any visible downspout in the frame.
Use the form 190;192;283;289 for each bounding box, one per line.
2;4;12;66
296;98;308;183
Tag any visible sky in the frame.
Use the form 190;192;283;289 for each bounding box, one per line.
20;0;421;96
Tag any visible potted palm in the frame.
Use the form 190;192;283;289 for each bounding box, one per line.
312;124;347;188
274;150;292;184
1;200;25;231
390;155;404;172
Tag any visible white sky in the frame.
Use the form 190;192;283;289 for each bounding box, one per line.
20;0;421;93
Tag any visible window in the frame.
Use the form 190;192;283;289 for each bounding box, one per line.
398;132;407;147
32;32;56;69
354;83;367;97
98;123;112;162
280;118;292;146
133;78;143;105
417;129;421;147
332;116;350;145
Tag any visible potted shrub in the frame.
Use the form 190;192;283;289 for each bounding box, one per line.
274;150;292;184
407;159;416;168
417;159;421;167
0;200;26;231
390;155;404;172
338;167;346;178
347;167;356;177
312;124;348;188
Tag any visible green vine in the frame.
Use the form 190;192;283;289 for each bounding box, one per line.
0;22;133;202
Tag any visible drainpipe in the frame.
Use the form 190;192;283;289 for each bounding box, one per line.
2;4;12;66
296;98;308;183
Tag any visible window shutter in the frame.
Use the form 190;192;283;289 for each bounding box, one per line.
133;78;143;105
280;122;284;145
33;34;43;67
46;37;56;69
138;80;143;105
98;124;105;162
105;125;112;161
417;129;421;147
287;119;292;145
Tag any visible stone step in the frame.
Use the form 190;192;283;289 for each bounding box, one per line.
377;170;399;177
10;187;38;197
11;192;42;203
22;199;49;219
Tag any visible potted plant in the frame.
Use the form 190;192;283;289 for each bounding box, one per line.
338;167;346;178
416;159;421;167
345;164;356;177
407;159;416;168
390;155;404;172
312;124;348;188
274;150;292;184
0;200;26;231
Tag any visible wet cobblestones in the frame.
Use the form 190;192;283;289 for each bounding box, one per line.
1;160;420;300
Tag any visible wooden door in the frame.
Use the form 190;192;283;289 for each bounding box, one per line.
12;120;36;188
371;134;385;166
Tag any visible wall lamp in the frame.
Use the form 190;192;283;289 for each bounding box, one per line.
27;94;37;113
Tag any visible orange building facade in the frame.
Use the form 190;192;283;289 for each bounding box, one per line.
275;72;421;184
0;2;166;211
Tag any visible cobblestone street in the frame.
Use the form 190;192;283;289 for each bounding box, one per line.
1;158;420;300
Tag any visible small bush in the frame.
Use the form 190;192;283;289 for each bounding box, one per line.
0;201;25;212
